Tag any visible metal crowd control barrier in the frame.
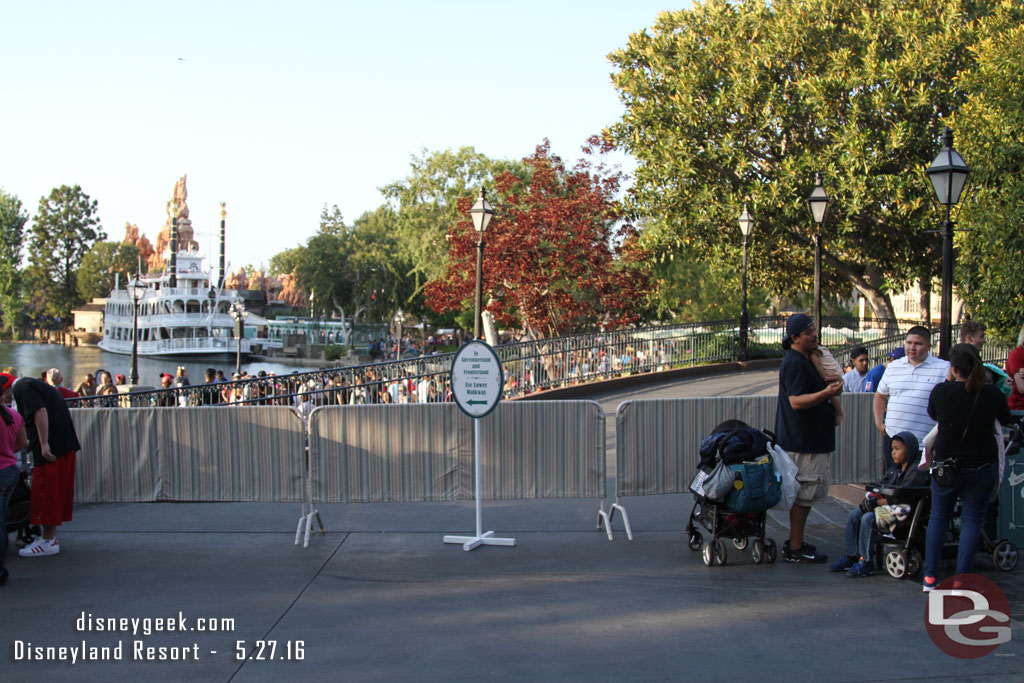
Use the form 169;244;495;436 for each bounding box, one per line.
70;407;307;503
609;393;882;540
305;401;606;546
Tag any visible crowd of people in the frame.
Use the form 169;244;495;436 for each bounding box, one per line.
777;314;1023;593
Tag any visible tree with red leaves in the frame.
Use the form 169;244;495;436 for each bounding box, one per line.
424;140;649;338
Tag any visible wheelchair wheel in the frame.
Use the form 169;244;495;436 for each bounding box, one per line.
688;531;703;552
906;549;922;577
885;550;909;579
751;538;765;564
993;540;1019;572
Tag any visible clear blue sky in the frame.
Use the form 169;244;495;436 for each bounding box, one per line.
1;1;676;272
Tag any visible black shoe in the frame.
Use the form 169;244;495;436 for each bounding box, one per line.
783;542;828;563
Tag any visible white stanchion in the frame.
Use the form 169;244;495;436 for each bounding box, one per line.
443;419;515;550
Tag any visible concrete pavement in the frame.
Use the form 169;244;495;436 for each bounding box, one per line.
2;367;1022;682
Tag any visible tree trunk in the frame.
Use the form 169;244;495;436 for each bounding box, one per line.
919;279;932;327
831;258;898;334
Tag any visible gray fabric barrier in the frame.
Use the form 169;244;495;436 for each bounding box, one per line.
307;401;605;504
615;393;883;497
71;407;307;503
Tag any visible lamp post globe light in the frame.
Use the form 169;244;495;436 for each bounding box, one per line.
468;187;494;341
737;205;754;362
394;308;406;361
926;126;970;361
229;300;248;375
127;273;146;386
806;171;830;333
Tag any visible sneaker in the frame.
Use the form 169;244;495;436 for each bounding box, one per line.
829;554;858;572
922;575;938;592
846;560;875;578
19;538;59;557
783;542;828;563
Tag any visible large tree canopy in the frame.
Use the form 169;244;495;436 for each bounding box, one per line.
27;184;105;319
425;140;649;338
77;241;142;302
608;0;1023;320
954;19;1024;344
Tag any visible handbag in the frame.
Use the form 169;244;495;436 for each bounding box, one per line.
703;460;737;502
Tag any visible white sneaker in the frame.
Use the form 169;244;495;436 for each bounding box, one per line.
19;538;59;557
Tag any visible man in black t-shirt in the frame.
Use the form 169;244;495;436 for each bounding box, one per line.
775;314;843;563
13;377;82;557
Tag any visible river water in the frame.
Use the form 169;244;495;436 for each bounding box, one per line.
0;343;318;387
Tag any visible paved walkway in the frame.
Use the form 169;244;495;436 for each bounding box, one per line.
3;368;1022;682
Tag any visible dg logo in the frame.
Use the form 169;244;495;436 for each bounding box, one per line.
925;573;1012;658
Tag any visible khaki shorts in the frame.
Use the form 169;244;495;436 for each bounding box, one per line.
789;451;831;506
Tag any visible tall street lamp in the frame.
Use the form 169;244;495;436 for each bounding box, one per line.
127;273;146;386
806;171;830;333
926;126;970;360
468;187;494;340
393;308;406;361
737;205;754;362
229;300;248;375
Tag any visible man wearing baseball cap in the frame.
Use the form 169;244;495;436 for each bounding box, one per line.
12;375;82;556
775;313;843;563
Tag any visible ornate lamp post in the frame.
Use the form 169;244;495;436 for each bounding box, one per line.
737;205;754;362
127;273;146;386
468;187;494;340
393;308;406;361
926;127;970;360
229;300;248;375
806;171;830;333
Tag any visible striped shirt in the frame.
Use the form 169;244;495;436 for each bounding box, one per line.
877;354;951;440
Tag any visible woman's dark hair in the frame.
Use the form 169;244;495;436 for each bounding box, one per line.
950;343;986;393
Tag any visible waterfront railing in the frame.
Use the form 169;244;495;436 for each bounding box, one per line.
65;316;1008;409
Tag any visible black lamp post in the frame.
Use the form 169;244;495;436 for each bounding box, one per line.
468;187;494;340
128;273;145;386
394;308;405;361
926;127;970;360
229;300;248;375
738;205;754;362
806;171;830;333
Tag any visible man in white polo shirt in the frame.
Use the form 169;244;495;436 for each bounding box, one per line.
872;325;950;466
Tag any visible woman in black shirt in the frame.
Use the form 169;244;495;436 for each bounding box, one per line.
923;344;1011;591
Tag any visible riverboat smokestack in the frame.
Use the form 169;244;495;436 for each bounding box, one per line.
169;213;178;288
219;202;226;288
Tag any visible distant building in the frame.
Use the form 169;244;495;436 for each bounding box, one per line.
70;298;106;345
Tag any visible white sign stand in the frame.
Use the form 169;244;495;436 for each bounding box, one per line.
443;341;516;551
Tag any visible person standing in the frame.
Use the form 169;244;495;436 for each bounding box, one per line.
0;373;28;584
842;346;871;393
922;344;1011;591
1005;322;1024;411
12;376;82;557
46;368;79;400
775;314;843;563
873;326;950;465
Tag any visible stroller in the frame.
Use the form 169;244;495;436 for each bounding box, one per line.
5;468;40;547
686;420;782;567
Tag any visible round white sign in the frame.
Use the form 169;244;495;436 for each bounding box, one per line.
450;341;504;418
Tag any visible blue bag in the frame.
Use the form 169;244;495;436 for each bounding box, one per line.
724;459;782;514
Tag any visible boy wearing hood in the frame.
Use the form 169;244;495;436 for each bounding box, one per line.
830;431;929;577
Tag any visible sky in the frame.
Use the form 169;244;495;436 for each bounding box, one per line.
1;1;676;274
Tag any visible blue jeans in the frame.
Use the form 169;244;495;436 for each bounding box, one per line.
0;464;18;573
844;506;878;562
924;464;997;578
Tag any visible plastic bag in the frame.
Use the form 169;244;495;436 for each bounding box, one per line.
769;443;799;511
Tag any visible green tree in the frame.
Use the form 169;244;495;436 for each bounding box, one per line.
28;184;106;320
380;147;526;294
77;241;142;302
0;188;28;337
607;0;1022;320
955;19;1024;343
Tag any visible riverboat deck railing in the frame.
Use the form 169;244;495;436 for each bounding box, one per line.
65;316;1007;409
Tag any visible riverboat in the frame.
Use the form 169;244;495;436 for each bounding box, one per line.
98;248;259;359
